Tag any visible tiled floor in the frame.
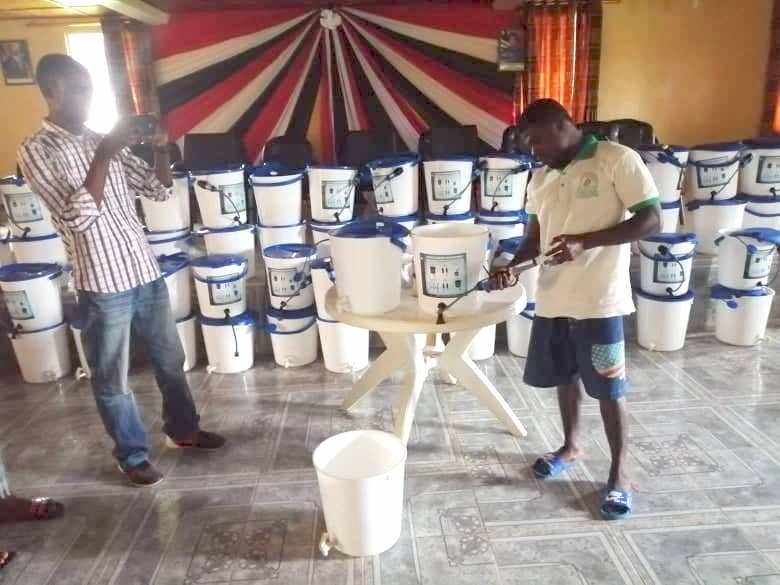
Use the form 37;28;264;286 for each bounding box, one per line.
1;329;780;585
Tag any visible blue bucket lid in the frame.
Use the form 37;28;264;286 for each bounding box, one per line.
426;211;475;222
157;253;191;276
191;163;245;175
497;235;527;255
741;194;780;203
478;208;527;219
377;213;420;223
190;253;247;269
311;258;332;270
691;142;744;152
642;232;697;245
200;310;257;327
9;232;60;243
263;243;317;259
252;161;303;176
0;262;61;282
636;289;695;302
742;137;780;149
711;284;773;299
635;144;688;153
727;227;780;246
367;154;420;169
266;305;316;320
687;199;746;210
333;220;410;240
0;175;25;186
203;223;254;234
524;301;536;311
310;219;352;229
661;200;682;210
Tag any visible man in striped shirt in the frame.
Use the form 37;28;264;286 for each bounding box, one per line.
18;54;224;487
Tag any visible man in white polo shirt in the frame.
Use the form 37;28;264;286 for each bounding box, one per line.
493;100;660;520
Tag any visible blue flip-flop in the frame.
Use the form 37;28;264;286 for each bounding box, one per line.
600;486;633;521
532;452;571;479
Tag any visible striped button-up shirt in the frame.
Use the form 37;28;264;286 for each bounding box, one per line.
18;120;171;293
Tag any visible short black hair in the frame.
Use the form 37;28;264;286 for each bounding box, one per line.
517;99;574;130
36;54;86;97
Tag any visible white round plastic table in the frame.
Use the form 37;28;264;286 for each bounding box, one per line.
325;285;529;445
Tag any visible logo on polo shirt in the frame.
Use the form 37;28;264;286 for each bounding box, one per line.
576;172;599;199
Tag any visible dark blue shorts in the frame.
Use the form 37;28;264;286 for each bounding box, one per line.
522;316;628;400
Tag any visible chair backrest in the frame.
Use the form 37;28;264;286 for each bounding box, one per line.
418;130;433;161
429;125;480;158
338;130;399;168
578;121;616;141
608;119;655;148
501;126;532;155
263;135;314;170
183;133;247;170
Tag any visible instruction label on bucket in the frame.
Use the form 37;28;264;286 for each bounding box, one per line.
744;248;773;280
208;281;242;305
4;290;34;320
757;156;780;184
219;183;246;215
653;259;685;284
269;268;303;297
696;156;734;189
322;181;353;210
372;175;395;204
421;253;467;297
4;192;44;223
431;171;463;201
485;169;513;198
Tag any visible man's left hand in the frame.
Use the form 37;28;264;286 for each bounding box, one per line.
545;234;590;265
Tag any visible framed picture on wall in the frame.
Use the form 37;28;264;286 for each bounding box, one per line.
0;40;35;85
497;29;525;72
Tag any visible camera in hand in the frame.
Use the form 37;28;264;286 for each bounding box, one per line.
130;114;158;142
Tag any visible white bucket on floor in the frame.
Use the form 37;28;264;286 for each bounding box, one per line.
265;305;319;368
147;228;192;257
0;176;56;238
191;254;248;319
192;164;248;228
686;198;746;255
424;157;475;216
367;154;420;217
318;318;369;373
314;430;407;558
141;170;191;232
635;290;694;351
308;165;358;223
202;223;257;279
507;302;535;357
477;210;526;244
200;311;256;373
0;226;13;266
177;312;198;372
70;318;91;379
637;233;697;296
0;263;63;330
468;324;496;361
660;200;682;233
412;223;489;317
715;228;780;289
712;285;775;346
311;219;352;258
263;243;317;310
739;138;780;197
251;163;304;226
425;211;476;225
743;195;780;230
685;142;744;201
9;321;71;383
257;221;307;253
478;154;532;212
10;232;68;265
311;258;336;321
497;237;540;302
636;145;689;203
157;253;192;321
331;221;410;316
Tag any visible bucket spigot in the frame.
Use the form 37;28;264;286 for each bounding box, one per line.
436;302;447;325
319;533;335;557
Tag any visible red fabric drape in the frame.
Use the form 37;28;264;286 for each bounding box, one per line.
762;0;780;134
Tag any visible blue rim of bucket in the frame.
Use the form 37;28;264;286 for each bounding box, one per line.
176;311;197;324
426;211;475;222
263;243;317;259
497;235;527;255
199;310;257;327
742;194;780;203
10;319;66;336
711;284;773;299
190;253;247;269
333;220;410;240
367;154;420;169
377;214;420;223
258;220;307;229
0;262;62;282
661;200;681;210
642;232;697;245
424;156;476;163
311;219;352;230
480;152;534;163
478;216;525;226
0;175;26;187
145;226;190;235
691;142;744;152
266;305;317;320
519;301;536;319
307;164;357;171
157;253;191;276
190;163;245;175
636;289;694;302
742;137;780;149
311;258;332;270
478;208;528;218
202;223;255;234
687;199;746;210
724;227;780;246
635;144;688;153
9;232;60;243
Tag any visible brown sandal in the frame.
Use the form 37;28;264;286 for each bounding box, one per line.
0;551;16;571
0;496;64;523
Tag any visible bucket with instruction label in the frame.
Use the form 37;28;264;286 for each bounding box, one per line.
257;221;307;254
193;164;248;228
739;138;780;197
141;170;191;232
366;155;420;217
200;310;256;373
636;290;694;351
317;318;370;374
477;209;527;245
686;198;746;255
308;166;358;223
263;243;317;311
742;195;780;230
0;263;63;331
715;228;780;290
202;223;257;279
265;305;319;368
10;320;71;383
711;285;775;346
10;232;68;265
158;253;193;321
0;176;56;238
684;143;745;201
146;228;193;257
251;162;304;227
638;233;697;296
635;145;689;204
478;154;532;213
423;157;476;216
191;254;248;319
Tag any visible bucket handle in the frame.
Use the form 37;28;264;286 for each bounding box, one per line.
264;317;316;335
638;244;692;295
196;179;245;224
647;147;686;168
439;162;482;216
366;166;404;217
193;264;249;285
251;173;304;188
483;162;530;212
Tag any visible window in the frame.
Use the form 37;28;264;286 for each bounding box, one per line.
66;27;118;134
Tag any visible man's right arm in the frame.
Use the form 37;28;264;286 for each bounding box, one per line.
509;215;541;266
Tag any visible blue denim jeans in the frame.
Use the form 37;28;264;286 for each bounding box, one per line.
79;278;199;469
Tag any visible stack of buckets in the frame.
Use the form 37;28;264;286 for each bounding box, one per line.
711;228;779;346
635;145;689;234
307;164;359;257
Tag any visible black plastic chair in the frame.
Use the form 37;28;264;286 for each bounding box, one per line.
578;121;616;141
609;119;655;148
183;132;247;170
263;136;315;170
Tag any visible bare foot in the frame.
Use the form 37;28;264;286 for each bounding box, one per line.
554;444;583;464
0;551;15;570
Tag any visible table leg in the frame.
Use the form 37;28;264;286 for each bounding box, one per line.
394;334;428;445
439;329;528;438
341;332;407;410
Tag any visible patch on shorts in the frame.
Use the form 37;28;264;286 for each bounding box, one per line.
592;342;625;379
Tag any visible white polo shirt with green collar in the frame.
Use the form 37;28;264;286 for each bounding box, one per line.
526;135;659;320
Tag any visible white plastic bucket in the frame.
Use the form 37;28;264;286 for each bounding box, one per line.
202;224;257;279
318;318;370;373
635;290;694;351
10;233;68;265
507;302;535;357
311;258;336;321
496;237;540;302
367;155;420;217
412;223;489;317
686;199;746;255
141;171;191;232
177;312;198;372
423;157;475;216
192;164;248;228
0;263;63;330
636;145;689;203
0;226;13;266
425;211;476;225
9;321;71;383
637;233;697;296
200;311;256;373
313;430;406;557
257;221;307;253
263;243;317;310
715;228;780;289
146;228;192;257
70;318;91;379
330;221;409;316
739;138;780;197
685;142;744;201
157;253;192;321
377;214;418;247
0;176;56;238
265;306;319;368
308;166;358;223
743;195;780;230
191;254;248;319
479;154;532;212
712;285;775;346
468;324;496;361
660;200;681;233
477;210;526;244
251;163;304;227
311;219;352;258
